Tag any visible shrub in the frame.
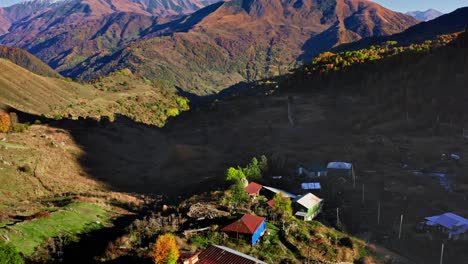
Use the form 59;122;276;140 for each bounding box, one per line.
0;112;11;133
153;233;179;264
10;124;29;133
34;120;42;125
0;241;23;264
166;108;180;117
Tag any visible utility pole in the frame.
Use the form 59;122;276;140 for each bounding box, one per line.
362;184;365;204
336;208;340;226
352;166;356;189
398;214;404;240
440;243;445;264
377;202;381;225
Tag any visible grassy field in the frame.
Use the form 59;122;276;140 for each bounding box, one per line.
0;202;109;256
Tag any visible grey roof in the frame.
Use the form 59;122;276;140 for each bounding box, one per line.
262;186;297;199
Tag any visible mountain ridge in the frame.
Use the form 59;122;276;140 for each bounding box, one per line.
406;9;444;21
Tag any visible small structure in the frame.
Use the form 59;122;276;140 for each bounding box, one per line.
293;193;323;221
266;199;275;208
327;162;355;183
245;182;263;197
261;186;297;199
301;182;321;191
425;213;468;240
222;214;266;246
297;163;327;178
195;245;267;264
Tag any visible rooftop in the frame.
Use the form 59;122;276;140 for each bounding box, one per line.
262;186;297;199
327;162;352;170
295;193;322;209
222;214;266;235
426;212;468;230
245;182;263;195
197;245;267;264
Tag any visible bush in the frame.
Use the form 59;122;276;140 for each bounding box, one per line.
0;241;23;264
10;124;29;133
0;112;11;133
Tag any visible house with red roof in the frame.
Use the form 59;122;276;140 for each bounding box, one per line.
221;214;266;246
245;182;263;197
182;244;267;264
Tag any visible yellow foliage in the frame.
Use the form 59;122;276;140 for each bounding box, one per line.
153;233;179;264
0;112;11;132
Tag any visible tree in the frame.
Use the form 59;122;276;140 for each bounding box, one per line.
225;167;246;183
229;181;249;205
0;241;23;264
243;157;261;180
0;112;11;133
153;234;179;264
258;155;268;173
273;193;292;217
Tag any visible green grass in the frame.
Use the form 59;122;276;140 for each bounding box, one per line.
0;202;110;256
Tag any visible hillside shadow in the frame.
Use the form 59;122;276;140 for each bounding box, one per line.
298;22;340;63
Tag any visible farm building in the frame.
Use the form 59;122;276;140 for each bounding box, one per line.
261;186;297;199
425;213;468;240
185;244;267;264
293;193;323;221
245;182;263;197
221;214;266;246
327;162;355;182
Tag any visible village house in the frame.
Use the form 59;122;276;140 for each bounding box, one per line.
425;212;468;240
293;193;323;221
245;182;263;197
221;214;266;246
301;182;321;192
181;244;267;264
297;163;328;178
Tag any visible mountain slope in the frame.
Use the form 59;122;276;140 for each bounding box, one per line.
0;45;61;77
0;58;188;125
406;9;443;21
0;0;221;71
68;0;418;94
334;7;468;52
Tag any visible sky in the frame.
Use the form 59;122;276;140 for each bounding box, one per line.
0;0;466;11
371;0;466;13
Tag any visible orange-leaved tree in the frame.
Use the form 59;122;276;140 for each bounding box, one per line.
153;233;179;264
0;112;11;133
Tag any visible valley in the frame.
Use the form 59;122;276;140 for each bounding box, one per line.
0;0;467;263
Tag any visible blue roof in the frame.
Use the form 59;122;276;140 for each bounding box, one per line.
425;213;468;233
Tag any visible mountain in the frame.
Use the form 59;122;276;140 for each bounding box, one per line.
0;0;221;71
0;0;70;35
65;0;417;94
0;45;60;77
334;7;468;52
406;9;443;21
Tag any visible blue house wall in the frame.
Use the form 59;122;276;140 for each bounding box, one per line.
251;220;266;246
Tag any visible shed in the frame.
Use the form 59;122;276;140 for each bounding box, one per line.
293;193;323;221
425;212;468;240
222;214;266;246
245;182;263;197
326;162;355;184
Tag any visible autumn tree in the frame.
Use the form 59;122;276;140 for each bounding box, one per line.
0;112;11;133
153;233;179;264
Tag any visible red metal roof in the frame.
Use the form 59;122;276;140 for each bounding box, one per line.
221;214;265;234
267;199;275;208
245;182;262;195
197;245;267;264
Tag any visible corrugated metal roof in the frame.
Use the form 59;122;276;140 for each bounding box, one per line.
425;213;468;230
267;200;275;208
245;182;263;195
301;182;321;190
262;186;297;199
327;162;352;170
295;193;322;209
222;214;265;234
197;245;267;264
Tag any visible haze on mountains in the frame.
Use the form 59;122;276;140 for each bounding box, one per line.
406;8;444;21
